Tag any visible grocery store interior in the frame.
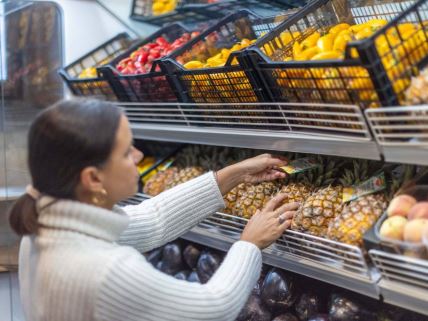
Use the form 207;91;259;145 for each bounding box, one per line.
2;0;428;320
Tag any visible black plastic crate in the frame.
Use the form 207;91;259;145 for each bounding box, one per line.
99;23;197;107
130;0;224;25
58;33;133;100
246;0;428;111
186;0;306;18
130;0;304;26
159;10;297;127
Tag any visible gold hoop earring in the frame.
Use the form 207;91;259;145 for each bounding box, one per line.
92;188;108;206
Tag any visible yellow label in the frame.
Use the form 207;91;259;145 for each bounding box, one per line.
343;173;386;202
280;157;320;174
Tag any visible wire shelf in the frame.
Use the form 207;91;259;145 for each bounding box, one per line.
120;193;372;279
365;105;428;165
118;102;373;140
369;249;428;291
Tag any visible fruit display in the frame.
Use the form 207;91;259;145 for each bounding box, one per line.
141;146;422;250
145;240;223;283
378;185;428;258
152;0;178;16
183;38;256;69
405;67;428;105
116;32;199;75
142;145;238;196
145;239;427;320
143;167;178;196
260;268;298;311
250;0;428;109
233;181;280;219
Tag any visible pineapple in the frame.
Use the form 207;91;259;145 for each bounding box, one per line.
277;182;314;205
232;181;280;219
327;164;416;247
327;193;387;246
164;166;205;190
291;186;344;237
223;183;251;214
290;158;360;237
143;167;178;196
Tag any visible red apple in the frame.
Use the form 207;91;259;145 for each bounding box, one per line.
408;202;428;220
387;194;417;217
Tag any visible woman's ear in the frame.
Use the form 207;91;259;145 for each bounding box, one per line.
80;166;105;193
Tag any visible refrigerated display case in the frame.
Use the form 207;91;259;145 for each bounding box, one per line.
0;0;63;201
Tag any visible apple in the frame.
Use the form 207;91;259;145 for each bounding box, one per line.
386;194;417;217
408;202;428;220
403;219;428;243
379;216;408;241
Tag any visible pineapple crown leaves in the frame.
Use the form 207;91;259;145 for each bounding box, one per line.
338;159;384;187
294;155;341;187
382;164;417;199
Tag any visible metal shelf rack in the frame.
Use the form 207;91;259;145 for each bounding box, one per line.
365;105;428;166
118;102;381;160
121;193;380;298
116;102;428;316
369;249;428;316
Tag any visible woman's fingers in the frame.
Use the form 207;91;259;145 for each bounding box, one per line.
273;202;300;217
278;210;297;221
279;219;293;232
263;193;290;212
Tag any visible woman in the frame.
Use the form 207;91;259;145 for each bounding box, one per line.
9;99;299;321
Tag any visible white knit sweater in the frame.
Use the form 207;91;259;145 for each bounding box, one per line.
18;172;262;321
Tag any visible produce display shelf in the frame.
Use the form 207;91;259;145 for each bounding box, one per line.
118;102;382;160
365;105;428;166
369;249;428;316
120;193;380;299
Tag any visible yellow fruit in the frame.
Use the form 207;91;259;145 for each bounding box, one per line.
379;216;407;241
292;42;302;58
366;19;388;29
317;34;335;52
329;23;350;35
349;24;368;34
301;32;321;50
78;67;97;79
333;30;352;52
280;32;293;45
311;51;342;60
328;194;387;247
355;26;374;40
184;60;204;69
296;47;320;60
152;2;164;13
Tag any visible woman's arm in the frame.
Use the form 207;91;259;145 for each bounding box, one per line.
118;172;223;253
119;154;287;253
95;241;262;321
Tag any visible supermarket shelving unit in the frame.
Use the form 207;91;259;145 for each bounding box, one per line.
118;101;428;316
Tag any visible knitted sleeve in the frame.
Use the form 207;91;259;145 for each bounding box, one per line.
119;172;225;252
94;241;262;321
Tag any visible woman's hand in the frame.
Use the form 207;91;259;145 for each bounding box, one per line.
216;154;288;195
236;153;288;184
240;194;299;249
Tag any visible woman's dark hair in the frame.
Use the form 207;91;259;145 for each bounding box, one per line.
8;98;123;235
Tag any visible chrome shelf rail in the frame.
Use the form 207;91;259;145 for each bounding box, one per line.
369;249;428;316
365;105;428;165
118;102;381;160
